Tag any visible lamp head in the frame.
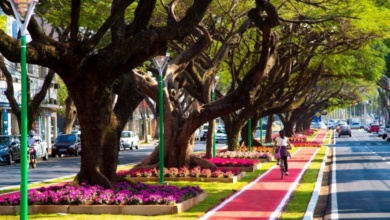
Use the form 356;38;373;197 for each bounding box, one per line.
7;0;38;20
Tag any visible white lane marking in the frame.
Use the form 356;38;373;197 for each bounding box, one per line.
330;147;339;220
303;147;329;220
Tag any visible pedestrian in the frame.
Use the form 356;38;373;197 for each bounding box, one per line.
273;130;291;176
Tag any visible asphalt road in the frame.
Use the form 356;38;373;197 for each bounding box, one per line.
0;141;227;189
327;129;390;219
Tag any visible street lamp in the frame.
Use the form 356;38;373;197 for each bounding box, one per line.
7;0;38;219
152;53;170;184
259;117;263;144
247;118;252;151
211;76;219;157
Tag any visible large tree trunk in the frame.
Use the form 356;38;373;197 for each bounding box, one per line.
71;82;118;189
283;121;295;137
205;119;215;159
62;96;77;134
265;115;274;142
135;108;217;170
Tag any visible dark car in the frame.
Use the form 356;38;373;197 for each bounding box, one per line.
0;135;21;165
337;125;351;137
51;134;81;157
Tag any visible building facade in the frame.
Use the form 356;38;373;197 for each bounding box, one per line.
0;10;59;146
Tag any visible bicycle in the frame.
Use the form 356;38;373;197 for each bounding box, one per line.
279;158;285;179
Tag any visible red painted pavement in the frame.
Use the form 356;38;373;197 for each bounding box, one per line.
199;129;327;220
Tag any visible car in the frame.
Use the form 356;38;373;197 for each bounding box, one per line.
311;122;320;129
383;125;390;139
349;122;364;129
120;131;139;150
200;129;208;141
337;125;351;137
201;129;226;141
369;124;380;133
327;121;336;129
215;132;227;143
378;126;387;137
0;135;21;165
364;123;372;131
51;134;81;157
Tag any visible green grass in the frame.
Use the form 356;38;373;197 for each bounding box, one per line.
0;135;329;220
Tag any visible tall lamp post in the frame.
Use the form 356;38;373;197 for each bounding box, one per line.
247;118;252;151
7;0;38;219
152;53;170;184
211;76;219;157
259;117;263;144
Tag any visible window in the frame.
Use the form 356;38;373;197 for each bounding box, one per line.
56;135;77;142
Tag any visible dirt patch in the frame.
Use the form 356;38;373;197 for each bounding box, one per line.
313;148;332;219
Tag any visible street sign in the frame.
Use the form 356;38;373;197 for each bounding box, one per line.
314;110;322;122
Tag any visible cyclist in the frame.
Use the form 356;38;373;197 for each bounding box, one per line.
274;130;291;176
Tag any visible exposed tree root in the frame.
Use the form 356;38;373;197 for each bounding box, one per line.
73;169;114;189
190;155;218;171
131;163;159;170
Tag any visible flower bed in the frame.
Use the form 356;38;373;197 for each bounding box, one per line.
207;150;273;162
118;167;245;183
207;158;262;172
0;182;207;215
207;158;259;167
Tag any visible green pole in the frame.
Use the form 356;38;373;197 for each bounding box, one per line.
158;73;164;183
248;119;252;151
259;118;263;144
212;90;216;157
20;34;28;220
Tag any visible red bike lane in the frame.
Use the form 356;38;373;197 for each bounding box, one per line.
199;129;327;220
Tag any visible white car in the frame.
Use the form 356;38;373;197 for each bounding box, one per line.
378;126;386;137
349;122;364;129
380;125;390;139
120;131;139;150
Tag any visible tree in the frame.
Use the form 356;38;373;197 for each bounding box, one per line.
0;0;216;188
0;56;55;132
133;1;280;168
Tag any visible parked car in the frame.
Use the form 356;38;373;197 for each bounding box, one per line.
364;123;372;131
369;124;380;133
349;122;364;129
120;131;139;150
0;135;21;165
337;125;352;137
383;125;390;139
378;126;387;137
51;134;81;157
201;129;226;141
